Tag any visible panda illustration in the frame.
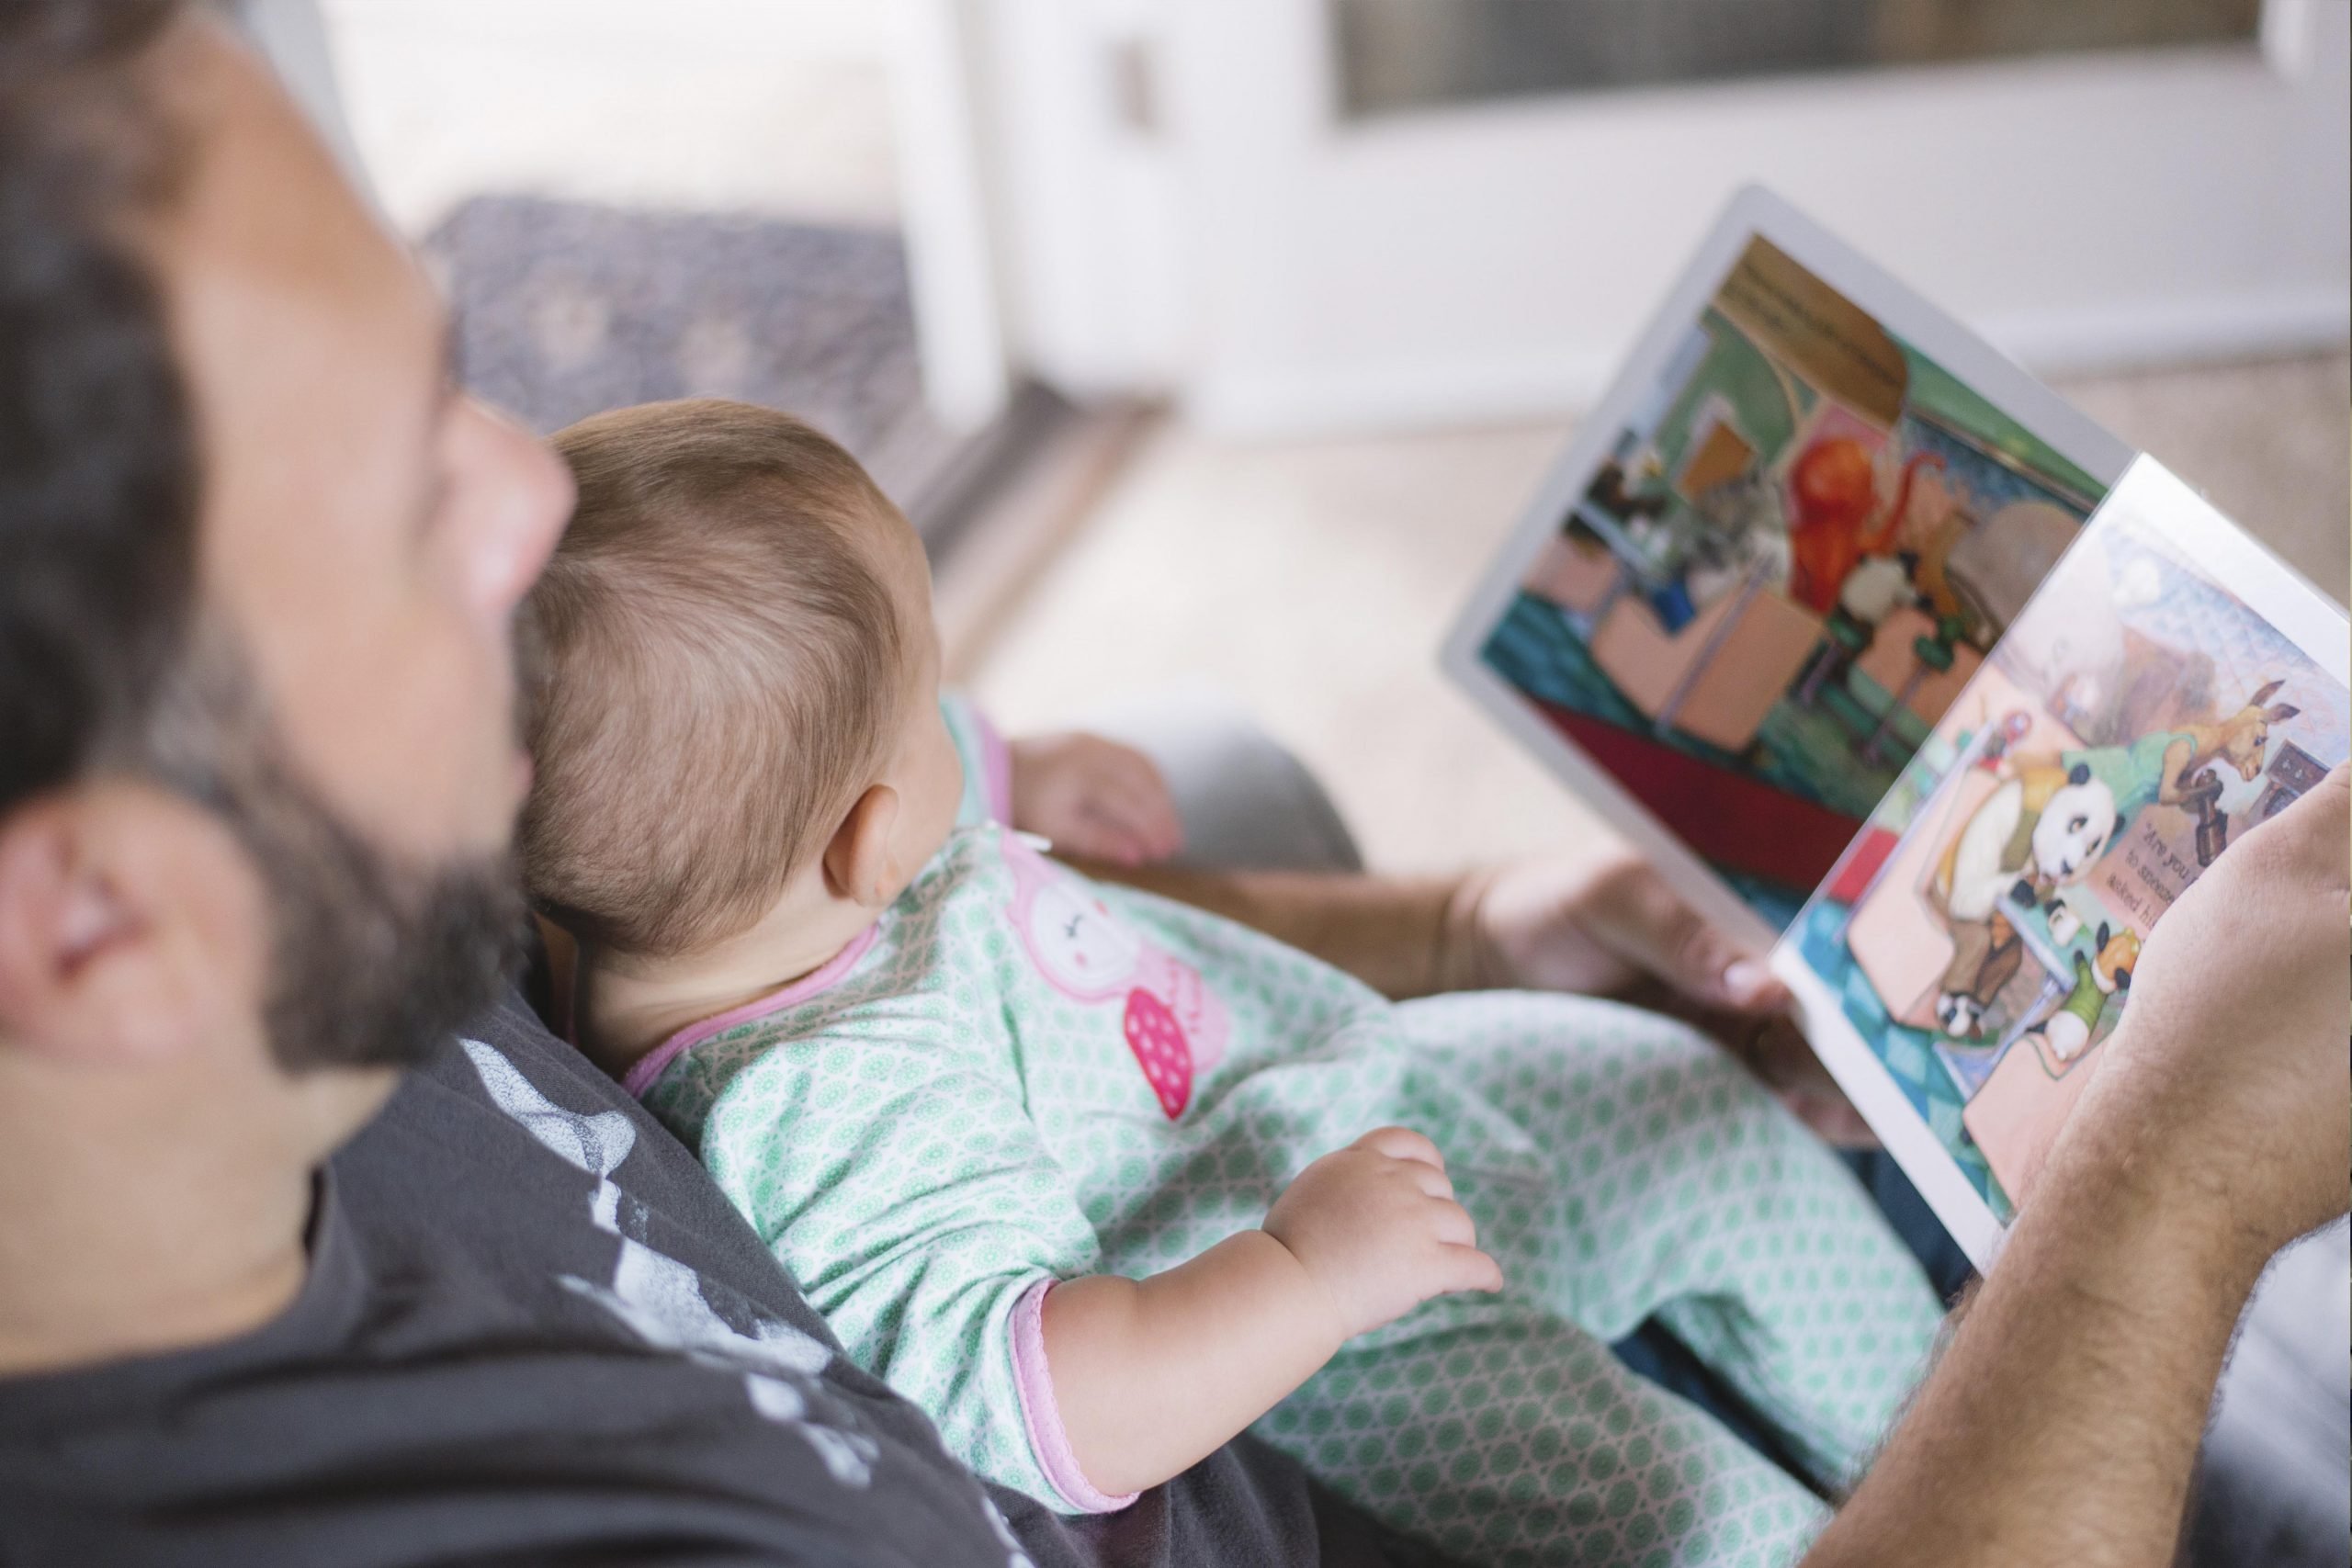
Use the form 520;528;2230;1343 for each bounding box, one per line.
1930;761;2120;1038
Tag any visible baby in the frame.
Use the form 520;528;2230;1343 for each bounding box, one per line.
522;400;1940;1568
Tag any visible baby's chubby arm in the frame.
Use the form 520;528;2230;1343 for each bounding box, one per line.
1041;1127;1501;1499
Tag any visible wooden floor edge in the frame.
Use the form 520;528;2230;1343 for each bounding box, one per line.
934;400;1163;683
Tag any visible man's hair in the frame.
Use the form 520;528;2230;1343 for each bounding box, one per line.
0;0;197;815
524;400;908;959
2;0;526;1074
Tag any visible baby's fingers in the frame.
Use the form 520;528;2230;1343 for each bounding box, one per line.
1425;1195;1477;1247
1087;756;1184;863
1110;750;1185;859
1067;806;1155;868
1077;795;1167;867
1435;1244;1506;1296
1354;1126;1445;1169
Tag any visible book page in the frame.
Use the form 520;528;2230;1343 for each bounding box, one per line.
1445;188;2129;952
1776;457;2350;1267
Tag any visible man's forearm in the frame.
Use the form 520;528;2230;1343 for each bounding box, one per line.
1077;861;1473;1000
1805;1074;2267;1567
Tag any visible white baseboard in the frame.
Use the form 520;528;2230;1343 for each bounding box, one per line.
1182;287;2351;442
1984;287;2352;378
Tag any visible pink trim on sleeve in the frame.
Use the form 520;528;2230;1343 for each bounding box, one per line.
1010;1278;1138;1515
621;925;880;1100
973;705;1015;824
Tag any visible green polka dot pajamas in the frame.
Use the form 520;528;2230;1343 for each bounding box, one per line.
632;705;1941;1565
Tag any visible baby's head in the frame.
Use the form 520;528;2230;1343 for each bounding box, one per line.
522;399;961;967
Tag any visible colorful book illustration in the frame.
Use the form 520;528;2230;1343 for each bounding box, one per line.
1444;189;2349;1267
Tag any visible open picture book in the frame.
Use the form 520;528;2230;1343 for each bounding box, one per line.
1442;186;2350;1269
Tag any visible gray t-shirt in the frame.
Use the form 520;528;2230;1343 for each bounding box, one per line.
0;991;1453;1567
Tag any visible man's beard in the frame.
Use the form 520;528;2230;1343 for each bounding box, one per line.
233;751;524;1074
141;635;525;1073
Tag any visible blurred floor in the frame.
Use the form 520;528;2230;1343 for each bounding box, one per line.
966;354;2350;875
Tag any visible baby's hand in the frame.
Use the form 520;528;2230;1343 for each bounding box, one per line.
1263;1127;1502;1341
1007;731;1183;867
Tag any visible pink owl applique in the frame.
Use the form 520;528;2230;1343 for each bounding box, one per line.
1000;829;1229;1119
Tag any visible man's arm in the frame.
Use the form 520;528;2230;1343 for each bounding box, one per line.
1074;859;1464;999
1806;768;2350;1567
1805;1079;2263;1564
1079;847;1762;1006
1084;849;1872;1140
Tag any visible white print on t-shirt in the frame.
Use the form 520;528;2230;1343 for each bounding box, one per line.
458;1039;878;1485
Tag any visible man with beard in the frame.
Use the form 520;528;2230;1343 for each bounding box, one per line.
0;5;2346;1565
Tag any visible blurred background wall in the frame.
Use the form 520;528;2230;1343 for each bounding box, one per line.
263;0;2348;874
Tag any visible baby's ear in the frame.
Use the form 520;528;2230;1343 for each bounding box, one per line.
823;784;902;908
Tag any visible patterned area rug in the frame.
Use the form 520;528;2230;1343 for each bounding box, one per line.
424;195;959;517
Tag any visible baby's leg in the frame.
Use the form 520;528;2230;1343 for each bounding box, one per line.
1259;1314;1827;1567
1395;991;1942;1490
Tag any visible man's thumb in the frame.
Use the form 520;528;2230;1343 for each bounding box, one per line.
1662;905;1782;1011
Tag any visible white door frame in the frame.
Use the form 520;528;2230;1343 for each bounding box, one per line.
893;0;1018;430
969;0;2350;437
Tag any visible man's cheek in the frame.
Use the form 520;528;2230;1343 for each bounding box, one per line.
322;636;500;858
164;798;278;1042
402;599;519;815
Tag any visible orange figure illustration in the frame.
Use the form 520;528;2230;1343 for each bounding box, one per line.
1786;442;1945;615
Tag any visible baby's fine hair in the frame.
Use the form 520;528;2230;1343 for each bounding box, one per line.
522;399;907;958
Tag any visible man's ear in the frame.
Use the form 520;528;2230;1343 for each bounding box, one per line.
0;784;261;1068
820;784;901;909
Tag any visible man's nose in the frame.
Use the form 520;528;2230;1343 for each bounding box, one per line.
460;400;573;622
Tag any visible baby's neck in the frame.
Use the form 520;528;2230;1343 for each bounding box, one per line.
574;907;877;1081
